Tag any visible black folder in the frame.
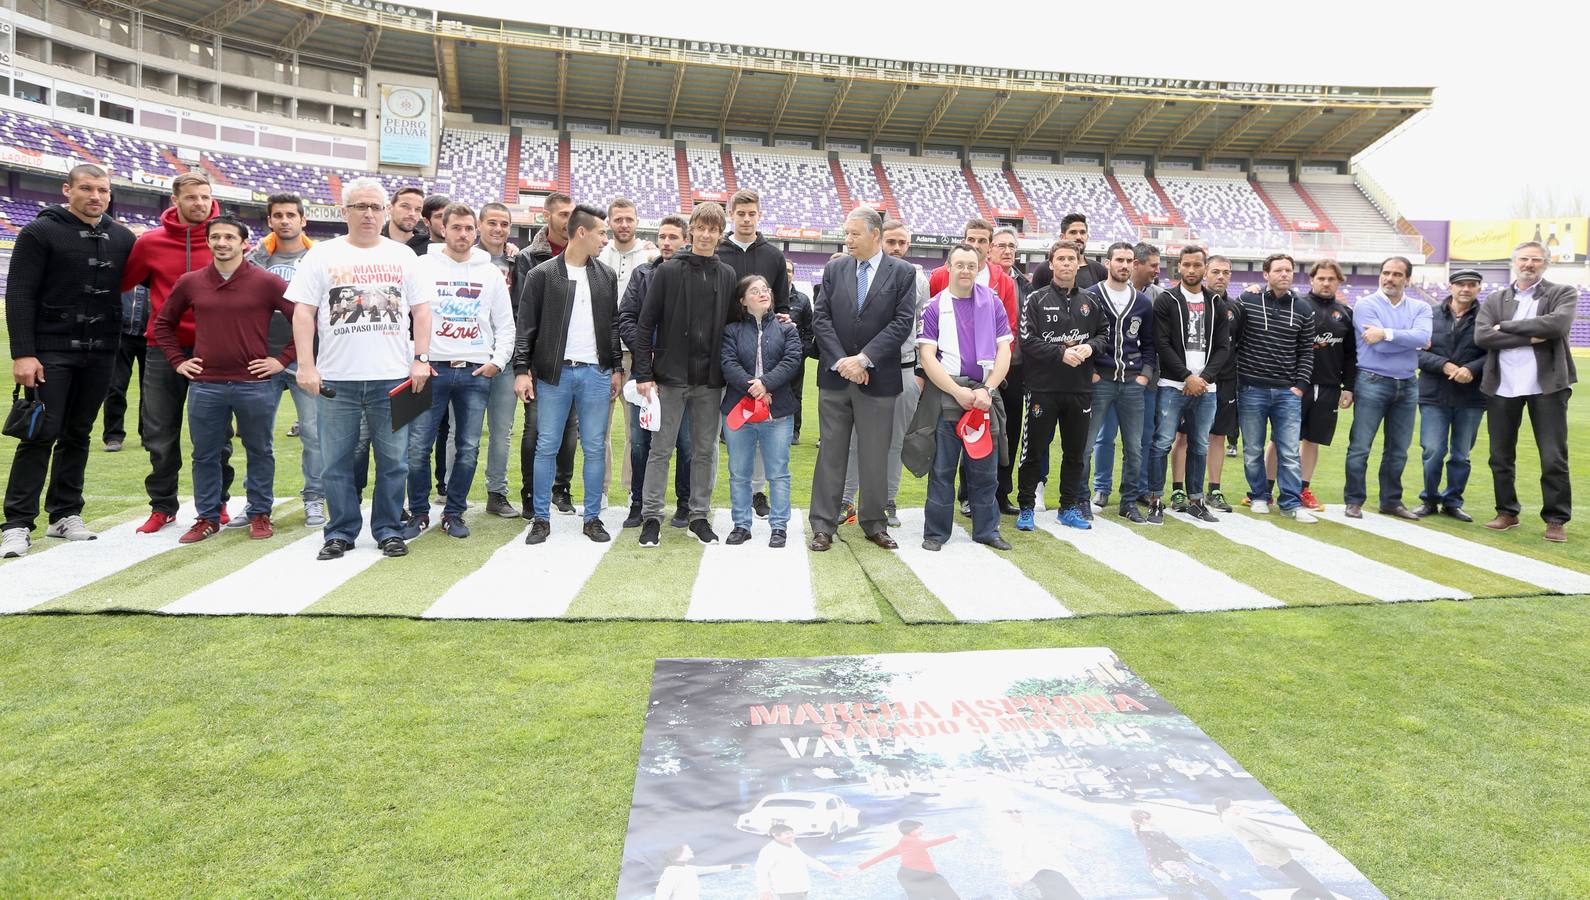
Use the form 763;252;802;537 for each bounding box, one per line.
388;378;434;431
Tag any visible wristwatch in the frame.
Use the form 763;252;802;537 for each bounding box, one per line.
414;353;429;363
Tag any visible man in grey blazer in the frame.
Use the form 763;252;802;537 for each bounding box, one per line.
808;207;919;550
1474;240;1578;542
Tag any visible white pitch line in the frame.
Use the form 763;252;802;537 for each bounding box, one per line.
1177;507;1469;602
686;509;816;621
1315;504;1590;595
1;503;201;613
893;509;1071;620
161;504;441;616
422;507;621;619
1038;513;1284;611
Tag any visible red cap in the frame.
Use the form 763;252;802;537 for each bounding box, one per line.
957;408;993;459
726;395;771;431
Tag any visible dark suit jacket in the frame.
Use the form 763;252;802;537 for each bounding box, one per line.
812;253;917;396
1473;278;1578;397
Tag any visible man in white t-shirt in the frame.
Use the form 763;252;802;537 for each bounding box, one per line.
290;177;432;561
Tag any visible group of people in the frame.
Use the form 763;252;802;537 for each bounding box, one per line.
1;164;1577;560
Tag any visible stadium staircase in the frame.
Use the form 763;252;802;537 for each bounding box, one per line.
871;157;899;220
45;125;97;165
1147;176;1187;227
198;155;233;186
674;144;693;211
1291;181;1339;232
1104;173;1142;226
719;147;738;194
555;135;571;194
1002;165;1036;230
1248;179;1293;231
828;153;853;212
502;129;522;203
326;172;343;203
961;161;995;221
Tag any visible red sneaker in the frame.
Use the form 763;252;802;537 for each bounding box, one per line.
248;514;273;540
1300;488;1323;511
178;519;219;544
136;511;176;534
218;506;231;527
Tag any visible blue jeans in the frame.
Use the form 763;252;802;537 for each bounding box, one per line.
484;367;516;495
320;379;408;543
1086;379;1145;508
1239;386;1304;510
533;364;612;520
629;397;691;506
1420;403;1484;509
724;413;793;530
189;380;276;522
272;367;322;501
1091;404;1117;496
926;417;1000;543
406;366;491;518
1343;371;1418;508
1150;387;1217;498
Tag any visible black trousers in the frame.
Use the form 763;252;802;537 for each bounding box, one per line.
4;351;116;530
897;867;961;899
1487;388;1571;523
1030;869;1084;900
142;346;233;515
1017;390;1091;510
102;334;146;443
790;359;806;436
517;399;576;513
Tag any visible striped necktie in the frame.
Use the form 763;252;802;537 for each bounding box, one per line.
856;259;872;313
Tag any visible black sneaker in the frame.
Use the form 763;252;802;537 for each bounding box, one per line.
622;503;643;529
486;492;520;518
1120;503;1147;525
689;518;719;544
638;518;661;547
769;529;787;548
1080;503;1095;521
316;538;353;560
1186;500;1220;523
725;526;752;545
551;489;575;515
1146;499;1165;525
752;492;770;518
582;517;611;543
670;503;689;528
379;536;408;557
1207;488;1233;513
525;517;551;545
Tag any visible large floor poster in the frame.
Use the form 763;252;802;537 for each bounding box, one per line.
619;648;1383;900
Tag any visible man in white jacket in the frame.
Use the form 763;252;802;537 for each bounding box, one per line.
404;202;516;539
754;825;840;899
1214;797;1336;899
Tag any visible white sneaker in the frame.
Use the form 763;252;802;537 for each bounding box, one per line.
1;527;30;558
45;515;97;541
1250;499;1271;515
1283;507;1318;523
222;504;248;528
1034;481;1047;512
304;499;328;527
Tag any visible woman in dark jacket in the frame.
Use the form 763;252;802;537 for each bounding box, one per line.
719;275;801;547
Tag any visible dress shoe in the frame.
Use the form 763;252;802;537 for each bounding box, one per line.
1380;505;1421;521
1484;514;1519;531
1545;522;1567;543
997;498;1020;516
317;538;353;560
921;538;943;552
809;532;833;552
864;531;898;550
1441;506;1473;523
1343;504;1363;519
977;537;1013;551
1411;503;1438;519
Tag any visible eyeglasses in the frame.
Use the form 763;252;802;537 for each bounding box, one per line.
345;203;387;215
1516;256;1546;264
746;287;773;298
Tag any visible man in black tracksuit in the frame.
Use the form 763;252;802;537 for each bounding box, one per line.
3;164;136;555
1028;212;1110;292
1015;240;1109;528
1269;259;1356;511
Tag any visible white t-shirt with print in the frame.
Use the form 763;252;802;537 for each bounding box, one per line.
285;236;431;381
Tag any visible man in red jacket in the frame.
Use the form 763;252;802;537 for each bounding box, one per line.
152;216;295;543
120;171;233;533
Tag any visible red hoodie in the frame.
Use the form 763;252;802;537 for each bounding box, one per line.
121;199;221;346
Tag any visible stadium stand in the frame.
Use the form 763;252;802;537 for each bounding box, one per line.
685;146;728;195
1012;167;1137;243
881;158;980;236
517;132;559;187
1113;172;1171;221
729;148;842;230
568;137;678;221
836;157;886;210
1298;179;1408;252
431;129;508;210
1158;173;1284;241
970;164;1020;214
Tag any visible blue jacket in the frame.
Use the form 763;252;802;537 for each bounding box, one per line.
720;312;802;419
1088;282;1157;382
1418;298;1486;408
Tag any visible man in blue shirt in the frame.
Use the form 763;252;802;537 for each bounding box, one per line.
1342;256;1431;519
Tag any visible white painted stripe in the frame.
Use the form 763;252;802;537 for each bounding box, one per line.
161;504;441;616
893;509;1071;620
686;509;816;621
1315;504;1590;595
1037;513;1285;611
0;502;199;613
1175;507;1468;602
422;507;621;619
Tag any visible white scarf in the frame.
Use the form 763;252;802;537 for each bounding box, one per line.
934;289;993;381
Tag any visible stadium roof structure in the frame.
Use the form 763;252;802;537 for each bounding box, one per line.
107;0;1432;161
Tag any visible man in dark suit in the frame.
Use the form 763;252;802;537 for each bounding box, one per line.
808;207;919;551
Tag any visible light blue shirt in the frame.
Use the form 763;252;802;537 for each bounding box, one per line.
1354;290;1432;379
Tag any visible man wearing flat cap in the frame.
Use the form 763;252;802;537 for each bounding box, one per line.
1415;269;1486;520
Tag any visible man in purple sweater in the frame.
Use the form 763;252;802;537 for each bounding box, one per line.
1342;255;1431;519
